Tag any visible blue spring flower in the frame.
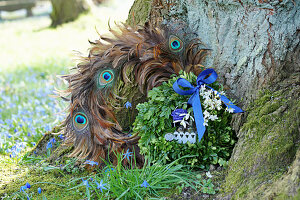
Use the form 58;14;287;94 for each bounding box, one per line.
20;185;27;192
140;180;150;188
122;149;133;161
46;141;52;149
58;134;64;140
104;167;115;173
124;101;132;109
37;187;42;194
50;138;56;144
45;124;51;132
82;178;91;188
84;160;99;166
25;182;31;189
95;180;107;193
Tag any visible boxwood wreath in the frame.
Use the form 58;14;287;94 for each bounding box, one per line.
133;71;237;169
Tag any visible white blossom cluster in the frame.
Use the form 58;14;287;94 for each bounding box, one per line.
199;85;233;127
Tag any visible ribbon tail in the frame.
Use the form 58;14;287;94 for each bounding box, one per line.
190;91;206;142
219;95;244;113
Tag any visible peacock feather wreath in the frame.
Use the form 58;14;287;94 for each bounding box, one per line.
56;22;241;167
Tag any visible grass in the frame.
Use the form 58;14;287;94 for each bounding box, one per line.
0;1;216;199
3;151;214;199
0;0;135;154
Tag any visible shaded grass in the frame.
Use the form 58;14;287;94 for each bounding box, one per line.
1;151;212;199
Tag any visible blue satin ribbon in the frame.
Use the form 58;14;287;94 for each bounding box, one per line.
173;68;243;142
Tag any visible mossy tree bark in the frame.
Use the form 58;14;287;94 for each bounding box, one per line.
50;0;90;27
127;0;300;199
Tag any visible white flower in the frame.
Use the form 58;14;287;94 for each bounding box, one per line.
203;120;208;126
219;91;225;96
209;115;218;121
206;171;213;178
180;119;189;128
215;99;222;110
203;110;210;118
199;85;206;96
184;113;190;120
226;107;235;113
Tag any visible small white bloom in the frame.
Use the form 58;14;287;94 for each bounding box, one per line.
203;120;208;126
180;120;189;128
199;85;206;96
226;107;235;113
209;115;218;121
219;91;225;96
203;110;210;118
206;171;213;178
184;113;190;120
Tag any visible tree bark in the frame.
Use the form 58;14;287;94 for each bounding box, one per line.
50;0;90;27
128;0;300;199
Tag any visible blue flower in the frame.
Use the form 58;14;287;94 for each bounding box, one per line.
84;160;99;166
37;187;42;194
20;185;27;192
50;138;56;144
58;134;65;140
95;180;107;193
140;180;150;188
82;179;91;188
104;167;115;173
10;151;16;158
25;182;31;189
46;138;56;149
124;101;132;109
46;141;52;149
45;124;51;132
122;149;133;160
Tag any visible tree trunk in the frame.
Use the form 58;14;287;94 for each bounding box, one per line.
50;0;90;27
128;0;300;199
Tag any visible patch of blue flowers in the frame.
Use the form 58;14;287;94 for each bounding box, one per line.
0;69;66;158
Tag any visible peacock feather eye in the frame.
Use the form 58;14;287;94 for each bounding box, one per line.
169;35;183;52
73;112;88;130
98;70;114;87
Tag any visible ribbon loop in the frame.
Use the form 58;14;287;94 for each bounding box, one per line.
173;68;243;142
196;68;218;85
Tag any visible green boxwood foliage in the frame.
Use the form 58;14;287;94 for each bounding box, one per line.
133;71;237;169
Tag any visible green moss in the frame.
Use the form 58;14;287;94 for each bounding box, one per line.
222;87;300;199
47;144;74;165
126;0;152;26
0;163;89;199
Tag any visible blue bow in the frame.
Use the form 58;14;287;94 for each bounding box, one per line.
173;68;243;142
